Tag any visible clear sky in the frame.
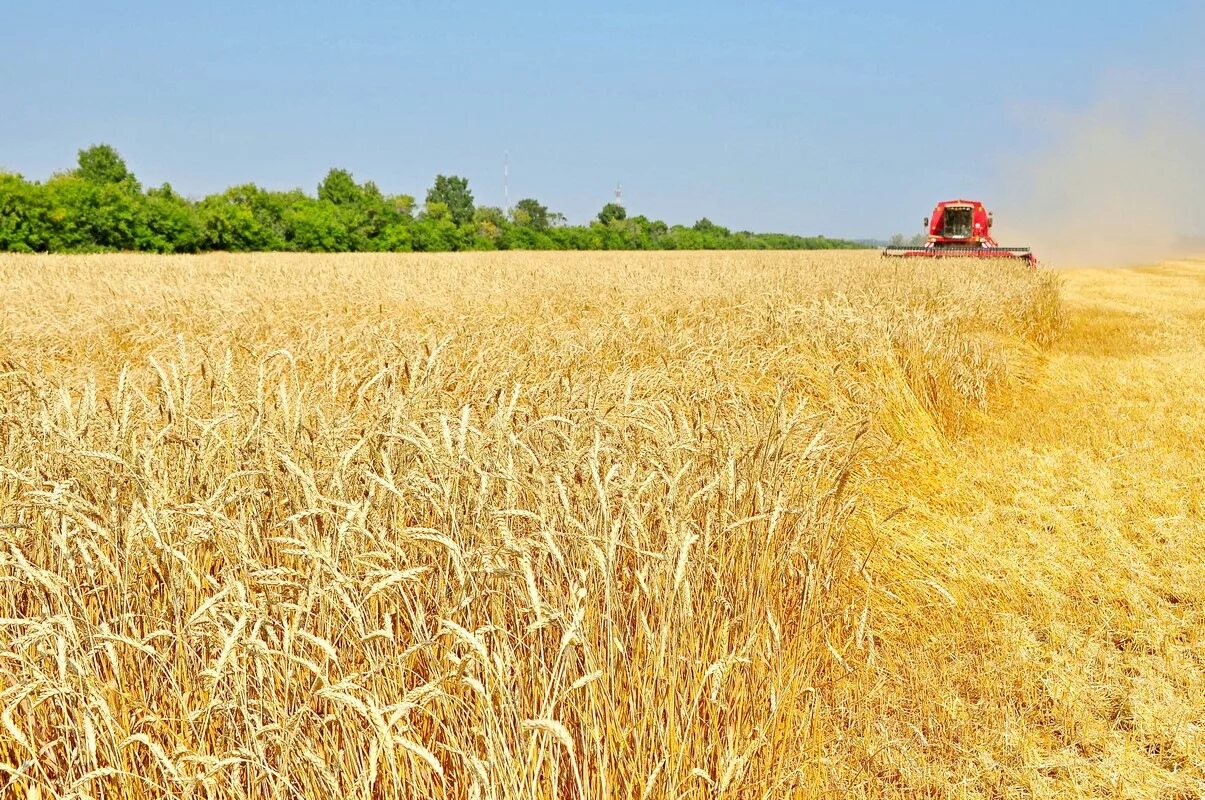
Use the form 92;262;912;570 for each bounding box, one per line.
1;1;1201;239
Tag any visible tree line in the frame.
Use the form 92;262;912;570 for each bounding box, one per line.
0;145;866;254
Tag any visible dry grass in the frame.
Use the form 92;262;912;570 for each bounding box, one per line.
0;250;1193;799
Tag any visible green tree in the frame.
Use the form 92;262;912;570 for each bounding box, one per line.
0;173;51;252
141;183;202;253
317;168;363;206
500;225;555;250
377;222;413;252
425;175;474;225
347;181;414;248
512;198;550;231
411;217;464;251
42;175;145;251
473;206;507;243
76;144;137;188
284;198;354;252
197;185;289;251
0;143;872;254
597;202;626;225
388;194;416;217
423;200;452;222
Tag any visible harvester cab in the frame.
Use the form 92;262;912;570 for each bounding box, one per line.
884;199;1036;266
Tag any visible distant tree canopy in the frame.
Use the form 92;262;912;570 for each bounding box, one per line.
0;144;868;254
76;144;137;187
597;202;626;225
512;198;551;231
425;175;474;226
317;168;363;206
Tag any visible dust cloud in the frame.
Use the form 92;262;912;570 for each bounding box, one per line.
996;95;1205;267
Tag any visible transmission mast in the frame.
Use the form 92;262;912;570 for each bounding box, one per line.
614;183;623;208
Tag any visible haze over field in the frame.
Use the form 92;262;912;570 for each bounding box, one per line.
1000;90;1205;266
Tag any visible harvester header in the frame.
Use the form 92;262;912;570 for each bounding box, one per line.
883;199;1036;266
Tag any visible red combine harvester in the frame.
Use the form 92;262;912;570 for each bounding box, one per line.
883;199;1036;267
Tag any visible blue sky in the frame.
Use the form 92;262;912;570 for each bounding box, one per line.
1;1;1201;238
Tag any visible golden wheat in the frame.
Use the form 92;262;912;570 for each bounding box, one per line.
0;250;1195;799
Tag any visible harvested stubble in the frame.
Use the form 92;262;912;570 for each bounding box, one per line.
0;251;1061;798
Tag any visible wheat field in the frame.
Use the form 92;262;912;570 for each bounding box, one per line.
0;251;1200;799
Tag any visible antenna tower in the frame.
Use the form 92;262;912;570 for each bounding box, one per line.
614;183;624;208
